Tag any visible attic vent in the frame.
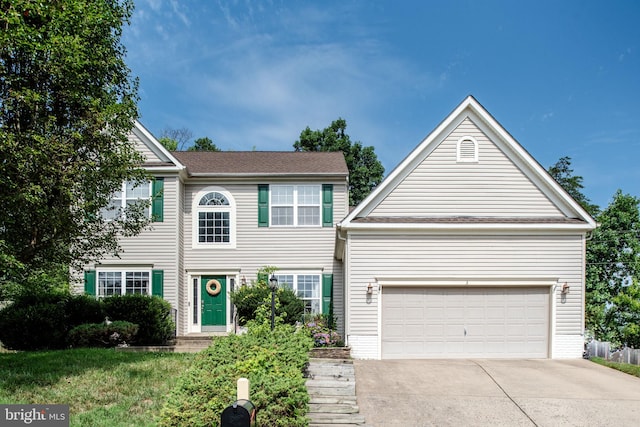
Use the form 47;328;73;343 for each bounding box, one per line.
457;136;478;162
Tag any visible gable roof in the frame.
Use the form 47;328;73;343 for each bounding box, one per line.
339;95;597;231
131;121;185;171
171;151;349;177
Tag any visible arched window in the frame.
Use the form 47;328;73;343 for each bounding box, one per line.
457;136;478;162
194;188;235;247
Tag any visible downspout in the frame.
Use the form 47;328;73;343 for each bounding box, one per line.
336;225;349;347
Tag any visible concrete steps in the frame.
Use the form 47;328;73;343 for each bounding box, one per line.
306;358;369;426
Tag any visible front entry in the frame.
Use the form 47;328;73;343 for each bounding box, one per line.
201;276;226;330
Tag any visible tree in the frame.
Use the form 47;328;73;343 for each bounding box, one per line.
158;136;178;151
586;191;640;341
548;156;600;216
294;118;384;206
608;279;640;348
159;127;192;151
188;137;220;152
0;0;145;294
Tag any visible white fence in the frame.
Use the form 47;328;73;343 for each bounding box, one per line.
586;340;640;365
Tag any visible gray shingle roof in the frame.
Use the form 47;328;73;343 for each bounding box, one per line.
171;151;348;176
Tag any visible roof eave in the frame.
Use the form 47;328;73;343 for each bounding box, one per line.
337;222;596;232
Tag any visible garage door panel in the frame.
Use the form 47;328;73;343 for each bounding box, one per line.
382;286;549;359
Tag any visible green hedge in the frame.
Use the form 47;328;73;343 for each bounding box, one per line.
0;292;174;350
0;293;104;350
159;321;313;426
102;294;175;346
68;321;139;348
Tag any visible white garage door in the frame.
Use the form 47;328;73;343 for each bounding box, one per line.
381;287;549;359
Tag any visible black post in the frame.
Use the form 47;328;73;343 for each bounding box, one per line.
269;275;278;331
270;287;276;330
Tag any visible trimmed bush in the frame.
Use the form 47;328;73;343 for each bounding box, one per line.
68;321;139;348
159;321;313;426
230;282;305;326
0;291;109;350
102;294;174;345
0;295;68;350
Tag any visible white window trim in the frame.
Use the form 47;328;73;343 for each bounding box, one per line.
456;135;479;162
192;186;237;249
274;271;322;314
96;268;152;297
102;180;152;221
270;184;322;227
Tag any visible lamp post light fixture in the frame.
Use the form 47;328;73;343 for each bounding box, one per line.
269;275;278;330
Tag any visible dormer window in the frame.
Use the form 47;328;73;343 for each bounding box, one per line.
457;136;478;162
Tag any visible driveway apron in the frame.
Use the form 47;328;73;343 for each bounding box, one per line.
353;359;640;427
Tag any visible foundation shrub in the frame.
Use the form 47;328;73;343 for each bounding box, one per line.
230;282;304;326
0;291;104;350
102;294;174;345
159;321;313;426
68;321;139;348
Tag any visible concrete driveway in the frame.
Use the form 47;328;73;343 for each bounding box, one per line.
353;359;640;426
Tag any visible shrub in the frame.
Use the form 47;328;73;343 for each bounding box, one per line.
68;321;139;348
0;291;109;350
102;294;174;345
159;320;313;426
230;282;305;326
0;295;69;350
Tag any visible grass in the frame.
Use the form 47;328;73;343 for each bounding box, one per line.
0;348;195;427
591;357;640;378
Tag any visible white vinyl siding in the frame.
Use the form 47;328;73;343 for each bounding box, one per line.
81;174;181;311
183;179;348;334
369;118;563;217
129;131;164;163
345;233;584;339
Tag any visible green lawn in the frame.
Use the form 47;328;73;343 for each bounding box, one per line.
591;357;640;378
0;348;195;427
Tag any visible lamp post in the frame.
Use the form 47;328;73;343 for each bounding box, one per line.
269;275;278;330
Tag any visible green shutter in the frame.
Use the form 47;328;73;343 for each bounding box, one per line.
152;270;164;297
322;184;333;227
257;273;268;285
322;274;333;319
258;184;269;227
152;178;164;222
84;270;96;296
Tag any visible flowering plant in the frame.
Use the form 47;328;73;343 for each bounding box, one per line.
301;314;343;347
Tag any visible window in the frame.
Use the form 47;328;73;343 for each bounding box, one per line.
275;273;321;314
101;180;151;220
457;136;478;162
97;270;150;297
194;187;235;247
271;185;321;226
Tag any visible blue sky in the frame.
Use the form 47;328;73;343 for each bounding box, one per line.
123;0;640;210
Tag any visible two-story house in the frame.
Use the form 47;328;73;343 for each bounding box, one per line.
81;121;349;336
80;96;596;359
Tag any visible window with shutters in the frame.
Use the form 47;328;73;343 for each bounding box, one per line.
271;185;321;226
101;180;152;220
193;187;236;248
97;270;150;297
456;136;478;162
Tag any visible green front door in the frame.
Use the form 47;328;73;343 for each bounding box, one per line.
201;276;226;326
